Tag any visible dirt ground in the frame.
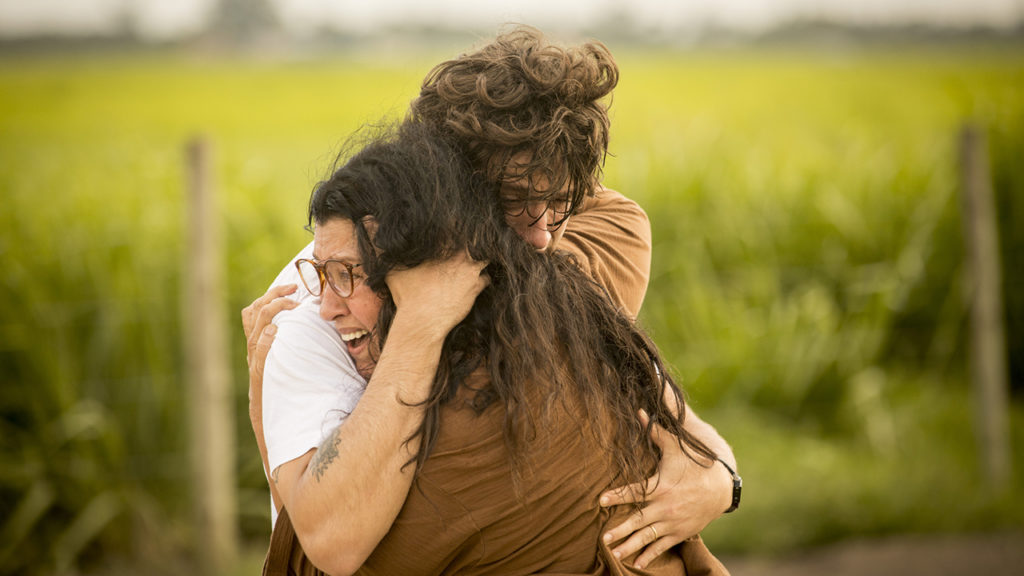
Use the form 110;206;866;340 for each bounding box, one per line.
719;532;1024;576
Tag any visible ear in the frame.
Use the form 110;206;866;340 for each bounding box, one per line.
359;215;379;255
359;215;378;237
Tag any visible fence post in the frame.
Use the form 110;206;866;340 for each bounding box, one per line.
958;123;1011;492
184;135;238;573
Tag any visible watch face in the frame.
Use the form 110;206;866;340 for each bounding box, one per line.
730;476;742;512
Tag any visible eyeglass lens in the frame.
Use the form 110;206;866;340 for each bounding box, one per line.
323;262;355;297
504;197;572;230
296;259;356;298
296;260;324;296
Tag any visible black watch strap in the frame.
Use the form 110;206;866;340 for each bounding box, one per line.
717;458;742;513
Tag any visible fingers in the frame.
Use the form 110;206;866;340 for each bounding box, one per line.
601;506;648;550
603;508;679;569
245;287;298;360
251;296;298;341
242;283;297;339
603;511;669;565
245;287;292;411
248;322;277;419
386;252;490;335
244;282;296;327
455;250;491;294
253;322;277;373
599;479;647;508
632;526;674;570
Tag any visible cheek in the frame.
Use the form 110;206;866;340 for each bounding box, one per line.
349;287;384;328
549;217;570;248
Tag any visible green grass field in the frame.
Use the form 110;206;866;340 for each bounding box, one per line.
1;44;1022;574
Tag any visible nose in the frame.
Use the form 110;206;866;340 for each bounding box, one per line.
520;221;552;251
510;203;555;251
318;288;349;322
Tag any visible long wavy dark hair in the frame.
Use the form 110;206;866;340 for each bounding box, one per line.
309;121;715;495
409;25;618;214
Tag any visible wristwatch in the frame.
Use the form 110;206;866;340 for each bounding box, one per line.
717;458;742;513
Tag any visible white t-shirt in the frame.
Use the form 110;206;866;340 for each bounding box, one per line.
261;241;367;525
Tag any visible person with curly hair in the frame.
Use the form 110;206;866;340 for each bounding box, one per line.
261;120;728;575
243;26;737;573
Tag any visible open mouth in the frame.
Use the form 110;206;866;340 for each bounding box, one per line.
341;329;370;353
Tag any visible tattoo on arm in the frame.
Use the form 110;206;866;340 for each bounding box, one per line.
311;427;341;482
271;467;280;485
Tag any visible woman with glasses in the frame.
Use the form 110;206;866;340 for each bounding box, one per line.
243;26;738;572
262;120;728;576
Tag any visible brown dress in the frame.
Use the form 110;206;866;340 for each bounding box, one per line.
264;371;729;576
262;190;729;576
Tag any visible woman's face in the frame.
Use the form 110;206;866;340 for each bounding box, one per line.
500;152;571;253
314;218;383;380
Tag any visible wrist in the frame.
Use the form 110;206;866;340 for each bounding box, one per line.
717;458;742;514
389;311;452;346
373;314;449;403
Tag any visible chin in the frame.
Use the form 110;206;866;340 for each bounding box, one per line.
356;363;376;380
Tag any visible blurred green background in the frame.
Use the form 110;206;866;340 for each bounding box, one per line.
1;39;1023;574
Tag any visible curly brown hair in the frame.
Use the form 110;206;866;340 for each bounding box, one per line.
409;25;618;215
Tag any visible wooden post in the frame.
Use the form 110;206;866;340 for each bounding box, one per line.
184;135;238;573
959;123;1011;492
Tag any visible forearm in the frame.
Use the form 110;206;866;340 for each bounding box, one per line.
682;404;735;516
660;382;734;470
683;404;735;471
248;360;285;513
280;316;447;576
666;386;735;512
250;411;284;513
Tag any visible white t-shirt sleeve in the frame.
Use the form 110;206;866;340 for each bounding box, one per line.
263;301;365;474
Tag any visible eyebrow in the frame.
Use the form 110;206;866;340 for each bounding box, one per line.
503;188;573;203
311;250;358;263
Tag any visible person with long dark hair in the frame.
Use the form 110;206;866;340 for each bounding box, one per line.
261;120;728;575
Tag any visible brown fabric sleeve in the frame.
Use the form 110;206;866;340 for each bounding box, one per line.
557;187;652;318
263;508;326;576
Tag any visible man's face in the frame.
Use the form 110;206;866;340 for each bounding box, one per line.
314;218;383;380
500;152;571;253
